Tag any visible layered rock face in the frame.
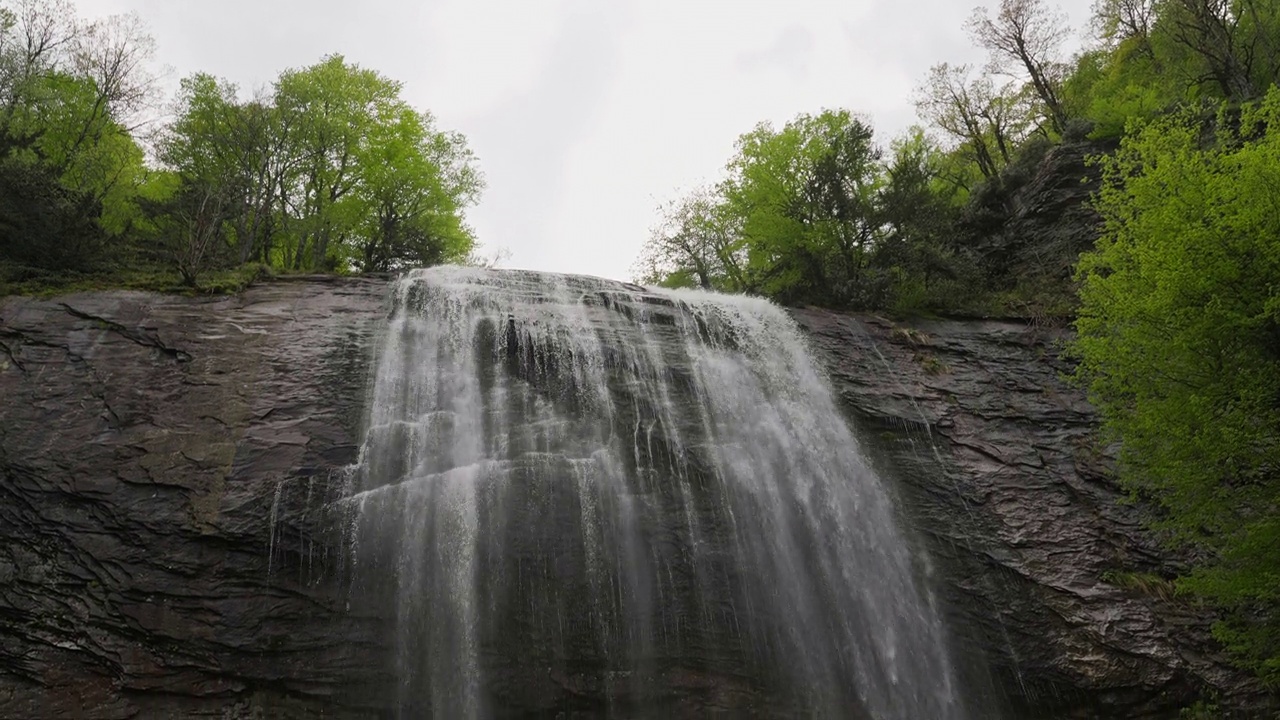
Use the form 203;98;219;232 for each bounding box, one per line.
0;275;1271;718
791;310;1273;718
0;278;389;719
965;138;1116;286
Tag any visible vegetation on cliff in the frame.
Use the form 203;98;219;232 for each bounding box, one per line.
635;0;1279;317
0;0;482;294
1075;89;1280;685
635;0;1280;689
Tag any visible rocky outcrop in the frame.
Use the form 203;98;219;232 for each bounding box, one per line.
0;278;390;719
791;309;1274;718
0;277;1273;718
1002;139;1114;280
963;138;1116;295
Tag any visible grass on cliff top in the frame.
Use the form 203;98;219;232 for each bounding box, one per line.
0;262;281;298
884;273;1080;324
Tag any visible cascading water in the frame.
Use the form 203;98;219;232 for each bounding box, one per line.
344;266;966;719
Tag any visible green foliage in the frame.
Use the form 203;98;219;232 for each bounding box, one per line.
725;109;885;305
633;185;747;291
0;260;273;297
0;1;152;274
1101;570;1178;601
1061;46;1183;139
636;113;986;314
156;56;483;278
272;54;400;269
1066;0;1280;142
1072;89;1280;683
0;152;105;271
351;104;482;272
1151;0;1277;101
1179;699;1224;719
0;0;483;294
638;0;1280;322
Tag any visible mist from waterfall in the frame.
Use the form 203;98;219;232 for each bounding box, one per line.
345;266;966;719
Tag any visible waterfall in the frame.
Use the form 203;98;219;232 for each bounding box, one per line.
345;266;965;719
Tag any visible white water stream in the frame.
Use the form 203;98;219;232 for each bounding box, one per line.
344;266;965;719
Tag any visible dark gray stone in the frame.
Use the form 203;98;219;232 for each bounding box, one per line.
0;278;390;719
790;308;1275;718
0;277;1274;718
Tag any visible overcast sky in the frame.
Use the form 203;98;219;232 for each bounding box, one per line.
79;0;1096;282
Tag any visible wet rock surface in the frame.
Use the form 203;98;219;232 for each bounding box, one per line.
0;278;390;719
791;309;1276;718
0;277;1274;718
345;268;965;719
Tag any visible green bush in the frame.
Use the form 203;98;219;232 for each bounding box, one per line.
1072;90;1280;683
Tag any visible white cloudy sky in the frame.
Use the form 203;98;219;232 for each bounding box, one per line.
79;0;1096;282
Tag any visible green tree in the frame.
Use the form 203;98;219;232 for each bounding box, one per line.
633;112;983;313
0;0;78;130
0;150;104;271
633;185;747;291
1070;0;1280;138
159;59;482;277
1060;44;1183;138
28;71;147;234
968;0;1073;133
351;106;481;271
723;109;884;305
1073;89;1280;682
873;129;973;311
273;54;400;269
0;0;152;271
161;74;282;265
1153;0;1277;101
139;177;230;286
915;62;1034;179
0;1;482;287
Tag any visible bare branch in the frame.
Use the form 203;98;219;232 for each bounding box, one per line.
70;12;158;124
914;63;1034;179
1090;0;1156;47
967;0;1071;133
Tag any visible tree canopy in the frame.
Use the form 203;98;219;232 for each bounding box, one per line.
156;55;482;278
0;0;483;289
635;110;970;312
1073;90;1280;681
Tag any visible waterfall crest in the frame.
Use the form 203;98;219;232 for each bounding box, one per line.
347;266;965;718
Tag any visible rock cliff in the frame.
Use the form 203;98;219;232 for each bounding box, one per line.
791;309;1272;718
0;278;1271;718
0;279;387;719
